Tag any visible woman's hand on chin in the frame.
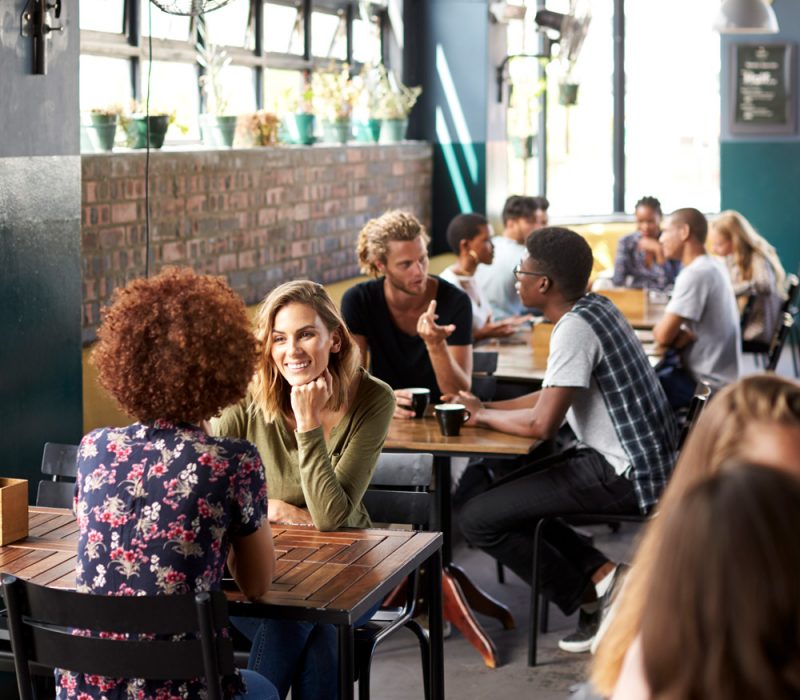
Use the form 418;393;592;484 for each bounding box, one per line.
290;368;334;432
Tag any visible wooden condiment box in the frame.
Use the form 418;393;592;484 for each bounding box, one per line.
0;478;28;545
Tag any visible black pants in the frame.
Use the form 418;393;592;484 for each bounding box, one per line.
459;447;639;615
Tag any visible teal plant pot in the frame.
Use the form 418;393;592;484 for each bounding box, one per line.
133;115;169;149
89;114;118;152
200;114;238;148
322;120;351;144
379;118;408;143
286;113;315;145
510;134;536;159
558;83;580;107
355;119;382;143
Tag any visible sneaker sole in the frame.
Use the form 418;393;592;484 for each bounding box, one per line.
557;637;595;654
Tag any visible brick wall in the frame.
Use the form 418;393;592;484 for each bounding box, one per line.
81;143;433;343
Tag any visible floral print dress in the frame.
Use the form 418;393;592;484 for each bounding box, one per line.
56;420;268;700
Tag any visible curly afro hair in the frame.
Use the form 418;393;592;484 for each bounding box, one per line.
92;267;258;425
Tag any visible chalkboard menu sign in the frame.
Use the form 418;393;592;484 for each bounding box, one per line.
730;43;795;135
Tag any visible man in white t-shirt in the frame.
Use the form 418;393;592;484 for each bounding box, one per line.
654;208;742;407
474;195;549;319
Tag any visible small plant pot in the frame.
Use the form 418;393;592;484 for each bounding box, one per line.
510;134;536;159
133;115;169;149
355;118;382;143
379;118;408;143
322;120;351;144
200;114;238;148
89;114;118;152
558;83;580;107
286;113;315;145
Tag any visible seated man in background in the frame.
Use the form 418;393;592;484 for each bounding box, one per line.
612;196;680;290
653;207;742;408
474;194;549;320
454;227;677;653
341;210;473;418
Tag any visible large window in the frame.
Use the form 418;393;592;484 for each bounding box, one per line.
79;0;387;145
505;0;720;216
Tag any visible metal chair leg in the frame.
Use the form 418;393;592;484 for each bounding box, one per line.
528;518;548;666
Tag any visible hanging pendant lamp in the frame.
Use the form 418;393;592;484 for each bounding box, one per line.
714;0;779;34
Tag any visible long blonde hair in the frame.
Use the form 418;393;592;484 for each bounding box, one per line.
711;210;787;293
249;280;361;423
591;375;800;695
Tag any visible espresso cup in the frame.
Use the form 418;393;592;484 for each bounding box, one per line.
434;403;471;436
406;387;431;418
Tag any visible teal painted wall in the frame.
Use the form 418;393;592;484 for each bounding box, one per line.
720;141;800;273
720;0;800;273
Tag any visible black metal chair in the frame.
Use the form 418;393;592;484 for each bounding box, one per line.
356;452;434;700
525;382;711;666
36;442;79;508
472;351;499;401
765;312;795;372
2;574;235;700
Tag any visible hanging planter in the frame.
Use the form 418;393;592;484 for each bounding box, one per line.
558;83;580;107
510;134;536;159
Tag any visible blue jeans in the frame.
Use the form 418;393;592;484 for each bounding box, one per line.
238;669;280;700
232;603;381;700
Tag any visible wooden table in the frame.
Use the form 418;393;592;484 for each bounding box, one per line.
0;507;444;700
385;417;536;669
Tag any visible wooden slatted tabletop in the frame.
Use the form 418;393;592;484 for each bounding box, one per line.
0;508;441;626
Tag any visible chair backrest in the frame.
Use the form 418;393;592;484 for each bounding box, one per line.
362;453;433;529
2;574;234;700
471;375;497;402
740;292;757;333
35;481;75;509
781;273;799;315
677;382;712;451
473;351;498;375
40;442;79;481
766;312;795;372
37;443;79;509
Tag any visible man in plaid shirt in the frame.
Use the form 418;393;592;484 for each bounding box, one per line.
455;227;677;653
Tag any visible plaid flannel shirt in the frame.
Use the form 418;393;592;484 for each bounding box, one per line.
569;294;677;513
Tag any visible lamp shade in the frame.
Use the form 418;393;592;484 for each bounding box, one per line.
714;0;779;34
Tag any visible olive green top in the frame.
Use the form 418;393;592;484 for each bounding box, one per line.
212;369;395;530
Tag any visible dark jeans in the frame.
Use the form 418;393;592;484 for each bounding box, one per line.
459;447;639;615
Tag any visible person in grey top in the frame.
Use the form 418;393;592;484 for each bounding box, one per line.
454;227;677;655
473;195;549;319
654;208;742;406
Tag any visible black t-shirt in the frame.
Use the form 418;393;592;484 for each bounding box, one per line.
341;276;473;397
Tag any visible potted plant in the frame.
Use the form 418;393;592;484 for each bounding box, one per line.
351;64;383;143
197;24;238;148
374;65;422;143
120;101;184;149
312;64;358;144
87;104;123;152
281;78;315;145
245;110;280;147
507;71;545;159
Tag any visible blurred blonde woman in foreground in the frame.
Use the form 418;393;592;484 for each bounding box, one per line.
611;464;800;699
591;374;800;696
709;210;787;344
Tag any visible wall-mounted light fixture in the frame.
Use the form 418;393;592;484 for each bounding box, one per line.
714;0;779;34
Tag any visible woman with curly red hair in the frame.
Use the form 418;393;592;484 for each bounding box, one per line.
63;268;278;700
213;279;395;700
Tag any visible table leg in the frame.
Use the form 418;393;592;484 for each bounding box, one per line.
338;624;354;700
427;548;444;700
433;455;514;668
442;568;499;669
